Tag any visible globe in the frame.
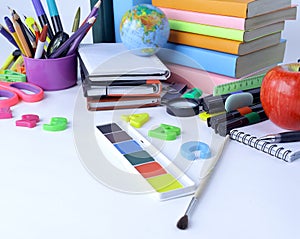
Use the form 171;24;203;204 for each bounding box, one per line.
120;4;170;56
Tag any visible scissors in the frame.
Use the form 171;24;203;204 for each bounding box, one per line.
0;82;44;108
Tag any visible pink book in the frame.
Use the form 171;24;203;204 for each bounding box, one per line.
166;63;272;94
159;6;297;31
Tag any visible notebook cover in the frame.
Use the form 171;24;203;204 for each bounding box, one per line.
78;43;171;81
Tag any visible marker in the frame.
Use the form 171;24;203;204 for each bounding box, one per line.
46;0;63;33
207;103;263;128
0;23;18;49
202;87;261;114
259;130;300;143
216;110;268;137
31;0;54;39
34;25;47;59
49;16;96;58
4;17;25;54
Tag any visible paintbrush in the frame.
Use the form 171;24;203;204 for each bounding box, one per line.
177;134;229;230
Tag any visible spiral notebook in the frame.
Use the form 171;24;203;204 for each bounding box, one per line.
229;121;300;163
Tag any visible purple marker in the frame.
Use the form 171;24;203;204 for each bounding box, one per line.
31;0;54;39
0;23;18;49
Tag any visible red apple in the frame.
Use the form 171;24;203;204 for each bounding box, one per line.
260;63;300;130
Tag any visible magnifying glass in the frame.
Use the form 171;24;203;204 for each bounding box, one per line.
46;31;70;58
166;98;203;117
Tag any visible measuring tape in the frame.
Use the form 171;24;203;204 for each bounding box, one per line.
213;73;265;96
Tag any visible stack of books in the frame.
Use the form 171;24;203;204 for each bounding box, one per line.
78;43;170;110
152;0;297;93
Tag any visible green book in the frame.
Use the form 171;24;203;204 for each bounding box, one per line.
168;19;284;42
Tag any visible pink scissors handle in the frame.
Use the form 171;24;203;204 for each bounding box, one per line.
0;89;19;107
1;82;44;103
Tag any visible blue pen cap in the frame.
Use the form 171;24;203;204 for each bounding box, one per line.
46;0;59;16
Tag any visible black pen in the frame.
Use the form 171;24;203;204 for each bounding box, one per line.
31;0;54;39
259;130;300;143
46;0;63;33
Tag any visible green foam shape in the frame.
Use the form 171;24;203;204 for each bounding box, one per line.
148;124;181;141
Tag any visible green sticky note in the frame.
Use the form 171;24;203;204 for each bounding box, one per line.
147;174;183;193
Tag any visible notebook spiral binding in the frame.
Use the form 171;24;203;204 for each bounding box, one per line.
229;129;300;163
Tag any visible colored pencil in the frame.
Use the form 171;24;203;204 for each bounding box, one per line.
9;7;34;57
49;16;96;58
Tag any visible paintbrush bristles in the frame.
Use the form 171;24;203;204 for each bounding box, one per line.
177;215;188;230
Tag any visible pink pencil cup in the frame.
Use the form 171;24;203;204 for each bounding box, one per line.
23;54;78;91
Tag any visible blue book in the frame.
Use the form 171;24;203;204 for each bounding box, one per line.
113;0;152;42
157;40;286;78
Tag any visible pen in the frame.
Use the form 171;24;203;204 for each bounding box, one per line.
71;7;81;32
49;16;96;58
46;0;63;33
34;25;47;59
24;15;51;45
9;7;34;58
31;0;54;39
259;130;300;143
0;23;19;49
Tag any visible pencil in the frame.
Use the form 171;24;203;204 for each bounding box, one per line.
49;16;96;58
9;7;34;57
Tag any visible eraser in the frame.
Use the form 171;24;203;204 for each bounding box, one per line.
224;92;253;112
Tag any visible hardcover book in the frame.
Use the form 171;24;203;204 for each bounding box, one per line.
168;30;282;55
87;95;161;111
157;40;286;78
152;0;292;18
159;6;297;31
168;20;285;42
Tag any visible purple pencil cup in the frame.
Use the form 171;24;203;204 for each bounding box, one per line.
23;54;78;91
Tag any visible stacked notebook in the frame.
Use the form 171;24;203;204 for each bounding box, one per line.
152;0;296;93
78;43;171;110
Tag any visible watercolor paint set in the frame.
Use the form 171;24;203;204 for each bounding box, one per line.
94;122;196;201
